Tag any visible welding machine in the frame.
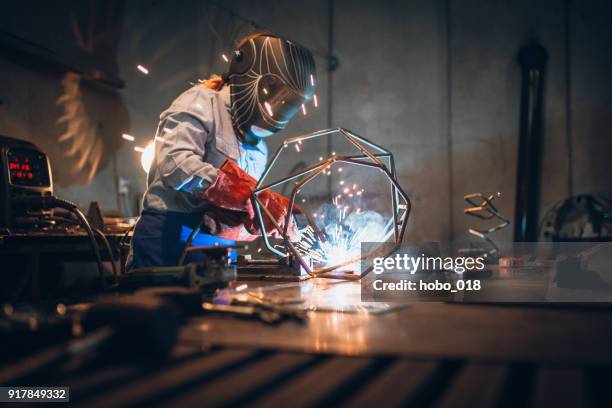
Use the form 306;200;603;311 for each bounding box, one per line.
0;135;113;294
0;135;53;229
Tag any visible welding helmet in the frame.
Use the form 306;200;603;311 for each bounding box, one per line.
226;34;316;138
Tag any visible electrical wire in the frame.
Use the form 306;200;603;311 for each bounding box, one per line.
93;228;119;287
60;202;107;291
178;226;201;266
120;223;136;247
17;196;108;290
49;216;119;287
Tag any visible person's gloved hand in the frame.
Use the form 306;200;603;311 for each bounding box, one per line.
201;160;299;237
201;160;256;211
201;208;258;241
244;191;289;237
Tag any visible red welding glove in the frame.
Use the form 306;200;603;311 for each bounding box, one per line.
201;160;257;211
244;191;289;237
244;194;302;240
201;160;300;238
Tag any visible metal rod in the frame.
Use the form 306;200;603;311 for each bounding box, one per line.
257;196;314;275
256;158;333;192
338;128;385;167
283;165;326;237
341;128;392;155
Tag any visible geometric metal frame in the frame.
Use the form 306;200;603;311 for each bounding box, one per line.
252;128;411;279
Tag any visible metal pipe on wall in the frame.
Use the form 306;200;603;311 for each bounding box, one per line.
514;43;548;242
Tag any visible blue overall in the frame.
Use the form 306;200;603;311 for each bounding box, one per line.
130;85;267;269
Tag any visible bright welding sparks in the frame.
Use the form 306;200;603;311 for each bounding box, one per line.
136;64;149;75
295;143;301;152
310;74;315;86
122;133;135;142
263;88;269;95
221;53;229;62
134;146;145;153
235;284;248;292
264;101;274;116
296;203;394;273
291;166;395;274
313;94;318;107
301;104;307;115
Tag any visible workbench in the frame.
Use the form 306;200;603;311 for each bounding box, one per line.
0;229;125;302
6;277;612;407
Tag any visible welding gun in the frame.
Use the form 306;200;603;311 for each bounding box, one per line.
119;263;236;290
119;245;237;292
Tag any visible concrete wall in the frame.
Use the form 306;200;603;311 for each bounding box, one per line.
0;0;610;241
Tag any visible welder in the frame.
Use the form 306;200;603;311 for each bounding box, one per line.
129;32;316;269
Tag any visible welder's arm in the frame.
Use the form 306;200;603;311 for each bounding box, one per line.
157;113;218;193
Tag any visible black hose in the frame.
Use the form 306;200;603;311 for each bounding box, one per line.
93;228;118;286
49;216;118;285
61;203;107;291
178;226;200;266
17;196;107;290
120;223;136;247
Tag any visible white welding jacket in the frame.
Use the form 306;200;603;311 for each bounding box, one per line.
142;85;268;213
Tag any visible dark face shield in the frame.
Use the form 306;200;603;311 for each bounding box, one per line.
253;75;309;133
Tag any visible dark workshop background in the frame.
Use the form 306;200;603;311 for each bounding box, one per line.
0;0;610;242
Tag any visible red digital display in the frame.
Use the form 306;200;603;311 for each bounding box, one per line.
6;148;50;187
9;162;33;179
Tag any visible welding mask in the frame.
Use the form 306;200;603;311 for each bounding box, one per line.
226;34;316;138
